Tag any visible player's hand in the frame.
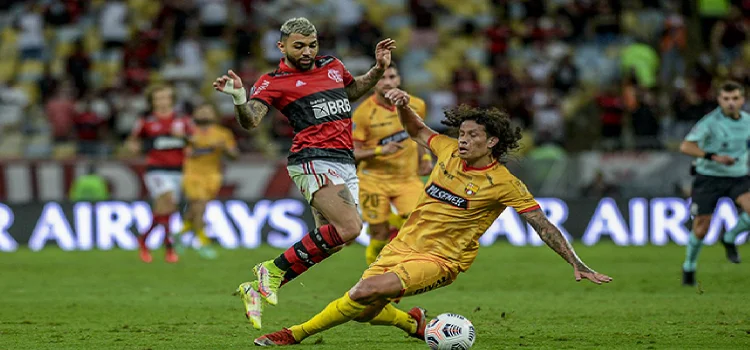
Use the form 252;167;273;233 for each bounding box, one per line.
213;70;243;92
384;88;410;107
381;142;403;155
419;159;434;176
213;70;247;105
712;155;735;165
574;266;612;285
374;38;396;70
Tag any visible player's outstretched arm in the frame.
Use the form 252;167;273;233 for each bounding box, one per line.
345;39;396;101
213;70;269;130
521;209;612;285
386;89;436;149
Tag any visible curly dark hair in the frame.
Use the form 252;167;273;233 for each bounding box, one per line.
441;104;522;159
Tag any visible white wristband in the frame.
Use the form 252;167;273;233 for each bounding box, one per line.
232;90;247;105
223;80;247;105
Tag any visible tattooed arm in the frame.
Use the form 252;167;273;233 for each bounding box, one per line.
521;208;612;284
213;69;270;131
345;65;385;102
235;100;269;130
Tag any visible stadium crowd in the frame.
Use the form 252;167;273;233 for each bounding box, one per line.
0;0;747;160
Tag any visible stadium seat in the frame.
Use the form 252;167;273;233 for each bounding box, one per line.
18;60;45;81
0;132;25;159
25;134;52;159
19;82;40;104
0;60;16;82
52;142;78;160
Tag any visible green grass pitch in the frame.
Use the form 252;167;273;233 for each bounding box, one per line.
1;243;749;349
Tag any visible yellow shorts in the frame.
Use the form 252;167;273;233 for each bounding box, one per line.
359;174;424;225
361;241;458;298
183;173;222;201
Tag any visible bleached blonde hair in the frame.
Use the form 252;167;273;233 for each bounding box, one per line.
279;17;317;40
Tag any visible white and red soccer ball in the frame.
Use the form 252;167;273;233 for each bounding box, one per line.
424;313;476;350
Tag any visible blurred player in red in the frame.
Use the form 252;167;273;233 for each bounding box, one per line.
213;17;395;329
127;84;192;263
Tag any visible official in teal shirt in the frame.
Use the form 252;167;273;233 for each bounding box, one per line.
680;81;750;286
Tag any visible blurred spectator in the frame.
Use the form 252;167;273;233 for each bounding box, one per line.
0;78;29;133
710;6;748;66
587;0;621;46
45;84;77;142
631;90;661;150
38;64;58;104
659;6;687;88
581;170;620;198
99;0;130;56
15;3;46;60
552;53;578;93
73;94;109;156
66;40;91;98
44;0;75;27
621;38;660;89
699;0;731;43
485;18;512;63
198;0;229;38
155;0;194;45
596;86;625;150
347;18;382;57
452;55;482;107
69;164;110;201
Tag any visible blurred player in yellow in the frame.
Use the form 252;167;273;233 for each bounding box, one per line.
352;63;433;264
175;103;239;259
253;91;612;346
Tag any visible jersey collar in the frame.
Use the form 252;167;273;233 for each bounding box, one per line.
462;159;497;172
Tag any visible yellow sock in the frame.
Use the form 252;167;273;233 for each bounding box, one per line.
177;220;192;235
196;227;210;246
365;239;388;265
368;303;417;334
289;292;366;342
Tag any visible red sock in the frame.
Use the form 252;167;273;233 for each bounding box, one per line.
140;215;160;241
154;214;172;249
273;224;343;272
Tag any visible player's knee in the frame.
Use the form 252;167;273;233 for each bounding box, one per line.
348;280;384;304
693;218;710;238
336;219;363;243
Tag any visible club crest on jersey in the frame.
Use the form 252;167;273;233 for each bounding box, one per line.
328;69;343;83
464;183;479;196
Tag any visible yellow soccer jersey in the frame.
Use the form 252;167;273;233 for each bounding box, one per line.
394;134;540;272
184;125;236;176
352;95;427;178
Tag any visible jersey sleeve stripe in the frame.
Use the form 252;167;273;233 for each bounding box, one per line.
427;133;438;147
517;204;541;214
249;97;271;108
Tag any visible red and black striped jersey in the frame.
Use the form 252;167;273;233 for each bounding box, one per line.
249;56;355;165
131;112;192;171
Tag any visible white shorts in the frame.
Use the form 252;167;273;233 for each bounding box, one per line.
143;170;182;201
287;160;359;206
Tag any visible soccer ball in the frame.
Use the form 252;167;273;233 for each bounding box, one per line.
424;313;476;350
